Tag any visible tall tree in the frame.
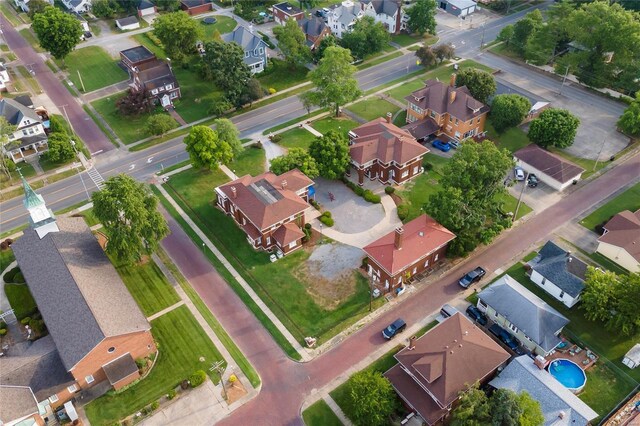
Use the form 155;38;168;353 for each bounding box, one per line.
451;383;490;426
406;0;437;35
497;25;514;47
518;391;545;426
303;46;361;117
214;118;243;155
618;93;640;136
26;0;51;18
269;148;319;178
116;89;151;116
183;125;233;170
92;174;169;265
609;272;640;335
273;18;311;68
153;12;202;62
46;132;76;163
416;45;437;68
512;10;543;55
490;388;523;426
490;94;531;133
91;0;120;18
0;117;17;179
309;130;350;179
582;266;619;324
341;16;390;59
433;43;455;63
455;68;496;104
146;114;177;136
528;108;580;148
348;370;397;426
201;40;252;107
32;6;83;62
315;34;337;61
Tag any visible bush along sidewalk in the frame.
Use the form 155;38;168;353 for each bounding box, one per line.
319;211;334;227
340;176;382;204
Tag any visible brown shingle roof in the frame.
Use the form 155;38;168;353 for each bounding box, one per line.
402;117;439;140
514;144;584;184
599;209;640;262
387;313;510;420
405;79;489;122
103;353;139;385
350;118;429;165
363;214;455;276
138;61;179;91
272;222;304;247
217;169;313;231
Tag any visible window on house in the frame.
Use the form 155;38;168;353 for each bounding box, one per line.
289;240;297;249
429;110;436;118
85;375;95;384
259;47;264;54
434;253;439;261
166;84;173;90
559;291;565;298
424;259;429;267
413;166;419;174
245;51;250;57
455;118;459;125
28;128;34;135
412;267;417;274
508;323;518;333
401;170;409;178
151;89;158;95
22;130;28;136
449;116;452;122
541;278;546;285
242;218;246;225
478;300;487;309
49;394;59;403
159;86;165;92
266;236;271;245
477;117;481;123
67;384;78;393
170;92;178;99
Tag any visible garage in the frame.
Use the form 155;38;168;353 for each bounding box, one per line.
439;0;477;17
514;144;585;191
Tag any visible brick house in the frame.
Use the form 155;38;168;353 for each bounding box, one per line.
348;115;429;186
215;169;314;255
364;214;455;293
298;17;332;50
273;2;304;25
404;74;489;142
180;0;212;15
4;180;156;413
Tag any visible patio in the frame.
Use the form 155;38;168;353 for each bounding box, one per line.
547;340;599;371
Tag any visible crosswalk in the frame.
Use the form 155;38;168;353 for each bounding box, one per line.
87;167;105;190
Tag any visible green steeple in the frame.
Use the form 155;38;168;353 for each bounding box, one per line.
22;177;44;210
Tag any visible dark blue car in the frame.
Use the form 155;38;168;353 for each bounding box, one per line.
489;324;520;351
432;139;451;152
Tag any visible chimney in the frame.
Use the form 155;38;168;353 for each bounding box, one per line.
408;336;416;350
394;227;404;250
281;179;288;189
230;186;237;198
386;112;392;123
568;257;572;263
449;89;457;104
534;355;546;370
449;73;456;87
558;412;566;420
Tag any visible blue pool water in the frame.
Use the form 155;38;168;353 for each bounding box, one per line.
548;359;587;391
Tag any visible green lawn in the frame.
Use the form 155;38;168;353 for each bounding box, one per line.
580;182;640;231
311;116;359;136
391;33;438;47
78;208;101;227
549;147;608;180
496;192;533;220
302;400;343;426
229;146;266;176
278;127;318;151
85;306;225;425
4;283;38;320
54;47;128;93
91;93;177;144
0;163;37;190
387;78;431;103
132;33;167;59
347;98;400;122
485;118;531;153
258;59;309;92
199;15;237;39
0;2;20;26
393;110;407;126
172;67;224;123
0;249;16;273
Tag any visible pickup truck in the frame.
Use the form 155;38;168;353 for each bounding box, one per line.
458;267;486;288
489;324;519;351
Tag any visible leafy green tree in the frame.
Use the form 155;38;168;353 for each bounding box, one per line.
115;0;136;13
273;18;311;68
92;174;169;265
528;108;580;148
154;0;181;11
0;117;17;180
512;17;540;55
26;0;51;18
451;383;490;426
618;93;640;136
46;132;76;163
490;388;523;426
315;34;337;61
581;266;618;322
309;130;350;179
184;126;233;170
340;29;367;60
416;45;437;68
239;78;265;107
348;370;397;426
609;272;640;335
341;16;390;59
433;43;455;63
32;6;83;62
153;12;202;62
455;68;496;105
518;391;545;426
91;0;120;18
496;25;514;47
201;40;252;107
214;118;243;155
299;0;319;8
303;46;361;117
146;114;177;136
406;0;437;35
269;148;319;178
490;94;531;133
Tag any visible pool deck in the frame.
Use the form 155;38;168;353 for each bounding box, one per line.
546;344;598;371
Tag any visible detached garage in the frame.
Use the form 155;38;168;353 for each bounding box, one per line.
514;144;585;191
439;0;477;17
116;16;140;31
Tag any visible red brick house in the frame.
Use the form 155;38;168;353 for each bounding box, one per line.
404;74;489;142
298;17;332;50
273;2;305;25
215;169;314;255
180;0;212;15
348;115;429;186
384;313;510;425
364;214;455;293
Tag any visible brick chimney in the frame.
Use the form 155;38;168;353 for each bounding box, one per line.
449;89;457;104
386;112;392;123
394;227;404;250
281;179;288;189
230;186;237;198
408;335;417;350
449;73;456;87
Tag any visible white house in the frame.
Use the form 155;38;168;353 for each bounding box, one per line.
13;0;53;12
0;64;10;92
0;97;48;162
62;0;91;13
327;1;362;38
528;241;588;308
361;0;405;34
596;209;640;273
137;0;157;18
115;16;141;31
623;344;640;369
514;144;585;191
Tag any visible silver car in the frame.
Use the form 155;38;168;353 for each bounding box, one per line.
514;166;525;181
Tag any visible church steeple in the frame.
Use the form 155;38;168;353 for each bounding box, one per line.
22;176;59;239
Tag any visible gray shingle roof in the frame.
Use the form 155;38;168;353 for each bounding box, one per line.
490;355;598;425
11;217;150;371
299;17;328;38
222;26;267;52
362;0;400;16
116;16;139;27
0;386;38;423
478;275;569;352
530;241;587;298
0;98;40;126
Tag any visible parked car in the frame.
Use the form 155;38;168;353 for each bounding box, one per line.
315;9;323;16
527;173;539;188
489;324;520;351
458;266;486;288
440;304;459;318
466;305;488;326
432;139;451;152
448;139;460;149
382;318;406;339
514;166;525;181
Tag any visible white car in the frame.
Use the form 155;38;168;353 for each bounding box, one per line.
514;166;525;181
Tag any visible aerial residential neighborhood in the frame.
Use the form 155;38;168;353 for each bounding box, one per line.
0;0;638;425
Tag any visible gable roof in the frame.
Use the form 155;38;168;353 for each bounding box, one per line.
387;313;509;421
138;0;155;9
138;61;179;91
116;16;139;26
490;356;598;426
272;222;304;247
478;275;569;352
350;117;430;166
625;344;640;364
0;97;41;127
529;241;588;298
222;26;267;52
0;386;38;423
362;0;400;16
514;144;585;184
216;169;313;231
405;79;488;122
298;17;328;38
363;214;455;276
599;209;640;262
273;2;303;15
330;3;361;26
11;218;151;371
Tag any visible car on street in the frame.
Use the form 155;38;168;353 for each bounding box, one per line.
527;173;539;188
432;139;451;152
382;318;406;339
514;166;525;181
466;305;488;326
489;324;520;351
458;266;486;288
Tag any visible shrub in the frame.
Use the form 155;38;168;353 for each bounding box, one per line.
354;186;365;196
28;318;45;335
269;133;283;143
3;267;20;283
384;186;395;194
363;190;381;203
0;242;6;250
20;317;31;325
0;329;7;336
319;215;334;227
397;204;409;221
268;88;276;95
13;272;25;284
322;211;332;218
189;370;207;388
167;389;177;400
251;142;262;149
135;358;146;370
0;321;6;330
304;223;312;230
422;161;433;172
151;401;160;411
361;257;368;268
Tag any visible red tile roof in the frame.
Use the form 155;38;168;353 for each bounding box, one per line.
600;209;640;262
405;79;489;122
272;222;305;247
363;214;455;276
350;118;429;166
514;144;585;184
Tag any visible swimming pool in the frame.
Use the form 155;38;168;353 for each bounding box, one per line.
548;359;587;393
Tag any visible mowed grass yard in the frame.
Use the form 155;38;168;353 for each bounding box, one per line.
4;283;37;319
311;116;359;135
346;98;400;122
258;59;309;92
172;67;224;123
55;46;128;93
301;400;342;426
278;117;359;151
85;306;225;425
581;182;640;231
485;118;531;153
228;145;266;176
199;15;237;39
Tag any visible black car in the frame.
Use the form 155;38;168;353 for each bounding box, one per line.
489;324;519;351
315;9;323;17
382;318;406;339
527;174;539;188
466;305;488;326
458;267;486;288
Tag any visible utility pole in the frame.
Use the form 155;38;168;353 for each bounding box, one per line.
558;66;570;96
480;24;485;49
210;361;227;401
593;138;606;171
513;171;528;220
